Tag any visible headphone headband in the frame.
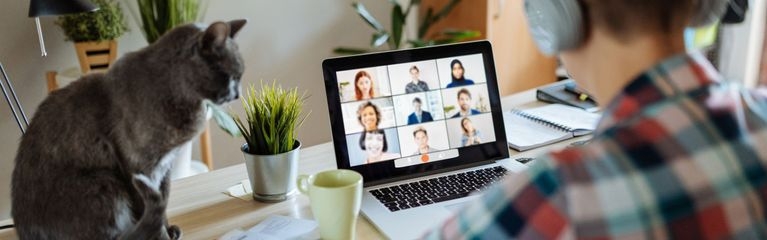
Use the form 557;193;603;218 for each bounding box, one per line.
524;0;583;55
524;0;730;55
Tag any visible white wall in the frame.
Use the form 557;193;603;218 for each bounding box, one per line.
0;0;389;220
719;0;766;87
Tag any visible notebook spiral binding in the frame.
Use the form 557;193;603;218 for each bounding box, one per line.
510;109;574;132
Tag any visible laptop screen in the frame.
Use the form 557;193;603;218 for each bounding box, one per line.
323;41;508;185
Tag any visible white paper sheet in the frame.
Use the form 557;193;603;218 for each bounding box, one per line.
219;215;319;240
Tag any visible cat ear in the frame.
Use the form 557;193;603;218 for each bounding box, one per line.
228;19;247;38
202;21;229;49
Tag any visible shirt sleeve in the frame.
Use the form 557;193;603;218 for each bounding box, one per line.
421;156;572;239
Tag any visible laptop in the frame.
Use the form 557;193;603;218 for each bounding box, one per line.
322;41;511;239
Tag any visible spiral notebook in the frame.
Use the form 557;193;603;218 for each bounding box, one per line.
503;104;601;151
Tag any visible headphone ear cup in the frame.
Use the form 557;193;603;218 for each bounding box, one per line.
523;0;584;55
689;0;730;27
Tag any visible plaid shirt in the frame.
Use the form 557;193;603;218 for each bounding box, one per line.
424;52;767;239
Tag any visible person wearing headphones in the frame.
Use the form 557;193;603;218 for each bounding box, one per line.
424;0;767;238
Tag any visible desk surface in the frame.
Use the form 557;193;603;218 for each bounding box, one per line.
0;85;591;240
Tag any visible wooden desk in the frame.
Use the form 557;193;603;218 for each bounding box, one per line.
0;85;590;240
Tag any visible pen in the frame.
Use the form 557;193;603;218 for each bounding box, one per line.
564;84;593;102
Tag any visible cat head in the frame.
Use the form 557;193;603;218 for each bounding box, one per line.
153;19;247;105
197;20;246;105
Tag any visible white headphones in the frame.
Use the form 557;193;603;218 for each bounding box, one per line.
524;0;730;55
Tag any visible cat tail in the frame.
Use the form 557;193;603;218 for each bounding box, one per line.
119;174;178;240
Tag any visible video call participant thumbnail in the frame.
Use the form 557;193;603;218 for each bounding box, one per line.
446;59;475;88
357;101;381;131
405;65;430;93
412;126;438;156
354;70;375;100
452;88;481;118
359;130;399;164
459;117;481;146
407;97;433;125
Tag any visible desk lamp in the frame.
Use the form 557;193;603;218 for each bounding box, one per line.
0;0;98;134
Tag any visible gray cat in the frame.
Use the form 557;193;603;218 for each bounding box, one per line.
11;19;246;239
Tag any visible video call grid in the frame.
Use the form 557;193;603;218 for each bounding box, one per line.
335;54;496;166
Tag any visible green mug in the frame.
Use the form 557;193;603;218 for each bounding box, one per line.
297;169;363;240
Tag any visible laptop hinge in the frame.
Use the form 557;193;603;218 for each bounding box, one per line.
362;160;498;188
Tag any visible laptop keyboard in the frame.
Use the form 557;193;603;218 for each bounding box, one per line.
369;166;508;212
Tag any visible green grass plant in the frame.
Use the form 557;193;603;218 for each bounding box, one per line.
136;0;203;43
233;81;309;155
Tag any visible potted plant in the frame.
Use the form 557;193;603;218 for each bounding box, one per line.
226;81;309;202
334;0;480;54
55;0;128;73
133;0;207;44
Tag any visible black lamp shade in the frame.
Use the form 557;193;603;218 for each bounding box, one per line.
28;0;99;17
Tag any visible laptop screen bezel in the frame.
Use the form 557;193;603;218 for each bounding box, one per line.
322;41;509;185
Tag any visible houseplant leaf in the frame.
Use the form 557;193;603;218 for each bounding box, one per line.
441;29;482;38
333;47;370;55
335;0;477;54
372;32;390;48
207;101;241;137
390;4;405;49
408;39;435;48
418;7;435;39
434;0;462;20
418;0;462;39
353;2;384;31
432;29;482;44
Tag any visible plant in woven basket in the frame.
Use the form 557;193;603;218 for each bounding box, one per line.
55;0;128;42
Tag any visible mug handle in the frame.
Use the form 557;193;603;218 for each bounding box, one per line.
296;174;310;194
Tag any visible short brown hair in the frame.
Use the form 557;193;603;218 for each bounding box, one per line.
357;101;381;127
581;0;698;40
457;88;471;99
413;127;428;137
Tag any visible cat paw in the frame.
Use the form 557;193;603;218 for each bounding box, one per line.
167;225;182;240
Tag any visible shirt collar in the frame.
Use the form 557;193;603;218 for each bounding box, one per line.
595;51;722;132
